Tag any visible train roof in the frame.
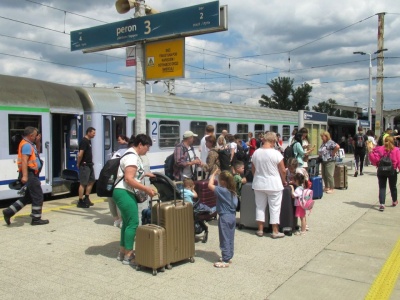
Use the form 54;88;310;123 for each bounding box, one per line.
0;74;83;114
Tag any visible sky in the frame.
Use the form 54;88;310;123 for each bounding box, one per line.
1;0;399;111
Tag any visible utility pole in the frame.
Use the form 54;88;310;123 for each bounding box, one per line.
375;12;386;137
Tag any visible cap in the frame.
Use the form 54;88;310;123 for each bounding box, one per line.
183;131;198;138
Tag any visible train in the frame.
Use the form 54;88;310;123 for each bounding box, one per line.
0;74;300;201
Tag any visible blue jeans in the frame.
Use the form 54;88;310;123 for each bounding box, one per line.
377;172;398;205
218;213;236;263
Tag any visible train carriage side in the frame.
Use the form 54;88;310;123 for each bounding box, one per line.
0;75;84;200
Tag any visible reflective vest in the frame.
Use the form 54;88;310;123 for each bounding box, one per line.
17;139;39;174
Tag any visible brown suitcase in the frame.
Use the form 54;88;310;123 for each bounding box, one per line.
152;200;195;268
135;224;167;276
334;164;348;189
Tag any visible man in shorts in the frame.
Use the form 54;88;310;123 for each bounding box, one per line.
77;127;96;208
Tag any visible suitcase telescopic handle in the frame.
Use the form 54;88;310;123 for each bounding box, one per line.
149;193;161;226
173;180;184;206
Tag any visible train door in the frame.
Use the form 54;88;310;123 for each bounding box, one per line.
51;114;82;195
103;115;126;162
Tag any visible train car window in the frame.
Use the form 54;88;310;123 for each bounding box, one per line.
270;125;278;133
237;124;248;141
190;121;206;146
104;118;111;150
69;119;79;151
159;120;180;148
254;124;264;138
8;115;41;155
282;125;290;142
132;119;150;136
216;123;229;136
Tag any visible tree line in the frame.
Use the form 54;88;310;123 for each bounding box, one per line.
259;76;353;118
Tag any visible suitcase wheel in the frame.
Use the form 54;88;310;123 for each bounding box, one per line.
160;267;165;272
238;224;244;230
136;265;141;271
167;264;172;270
152;269;157;276
190;257;195;263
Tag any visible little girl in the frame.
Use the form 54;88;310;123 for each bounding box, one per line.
208;169;238;268
291;173;308;236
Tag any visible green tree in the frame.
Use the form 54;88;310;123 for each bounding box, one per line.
259;77;311;111
312;98;354;118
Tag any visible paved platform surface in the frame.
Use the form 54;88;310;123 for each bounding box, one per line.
1;162;399;300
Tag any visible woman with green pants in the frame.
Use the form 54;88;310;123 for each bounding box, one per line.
318;131;339;194
113;134;156;265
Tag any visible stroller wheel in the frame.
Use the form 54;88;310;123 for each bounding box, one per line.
202;231;208;243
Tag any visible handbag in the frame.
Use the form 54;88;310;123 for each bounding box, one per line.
134;189;147;203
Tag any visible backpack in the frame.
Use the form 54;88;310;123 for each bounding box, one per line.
213;148;231;171
164;153;175;180
377;152;394;176
297;188;314;212
283;141;298;167
235;144;247;162
356;134;365;148
96;152;134;197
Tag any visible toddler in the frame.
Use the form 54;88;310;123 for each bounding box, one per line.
291;173;308;236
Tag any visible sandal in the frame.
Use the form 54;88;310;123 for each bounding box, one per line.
214;261;230;268
255;230;264;237
393;201;398;207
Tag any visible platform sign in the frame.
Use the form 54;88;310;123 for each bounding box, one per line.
71;1;224;53
145;39;185;80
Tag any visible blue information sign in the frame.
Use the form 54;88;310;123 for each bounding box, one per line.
71;1;222;52
303;111;328;122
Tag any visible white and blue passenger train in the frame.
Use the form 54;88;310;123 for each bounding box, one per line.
0;74;298;201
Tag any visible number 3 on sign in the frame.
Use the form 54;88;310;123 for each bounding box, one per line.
144;20;151;35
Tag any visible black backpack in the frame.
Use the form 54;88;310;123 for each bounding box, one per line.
235;144;247;162
96;152;134;197
283;141;298;167
164;153;175;180
213;148;231;171
377;152;394;176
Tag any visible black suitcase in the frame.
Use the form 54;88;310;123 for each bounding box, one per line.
279;186;296;231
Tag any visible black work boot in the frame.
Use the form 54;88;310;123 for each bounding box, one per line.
3;209;14;226
31;218;49;225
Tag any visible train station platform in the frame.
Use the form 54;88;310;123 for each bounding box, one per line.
1;162;399;300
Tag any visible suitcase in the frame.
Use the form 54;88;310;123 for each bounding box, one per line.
152;199;195;267
334;164;348;189
238;183;269;230
279;186;296;231
135;224;167;276
195;179;217;208
135;199;168;276
311;176;323;199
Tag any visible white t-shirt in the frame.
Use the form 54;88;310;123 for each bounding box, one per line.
230;142;237;153
182;147;196;179
115;149;144;193
251;148;284;191
200;135;209;164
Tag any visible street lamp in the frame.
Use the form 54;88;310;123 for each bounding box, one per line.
353;49;387;130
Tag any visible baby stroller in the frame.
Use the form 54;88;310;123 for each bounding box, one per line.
149;172;216;243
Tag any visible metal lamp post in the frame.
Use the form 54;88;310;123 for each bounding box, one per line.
353;49;387;131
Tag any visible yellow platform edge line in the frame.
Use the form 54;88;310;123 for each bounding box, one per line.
0;198;107;220
365;238;400;300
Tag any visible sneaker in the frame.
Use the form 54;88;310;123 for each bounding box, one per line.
31;218;49;225
360;172;364;176
379;204;385;211
114;220;122;227
354;171;358;177
84;196;94;206
116;252;124;261
122;255;136;266
3;209;12;226
219;257;232;264
77;199;90;208
271;232;285;239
